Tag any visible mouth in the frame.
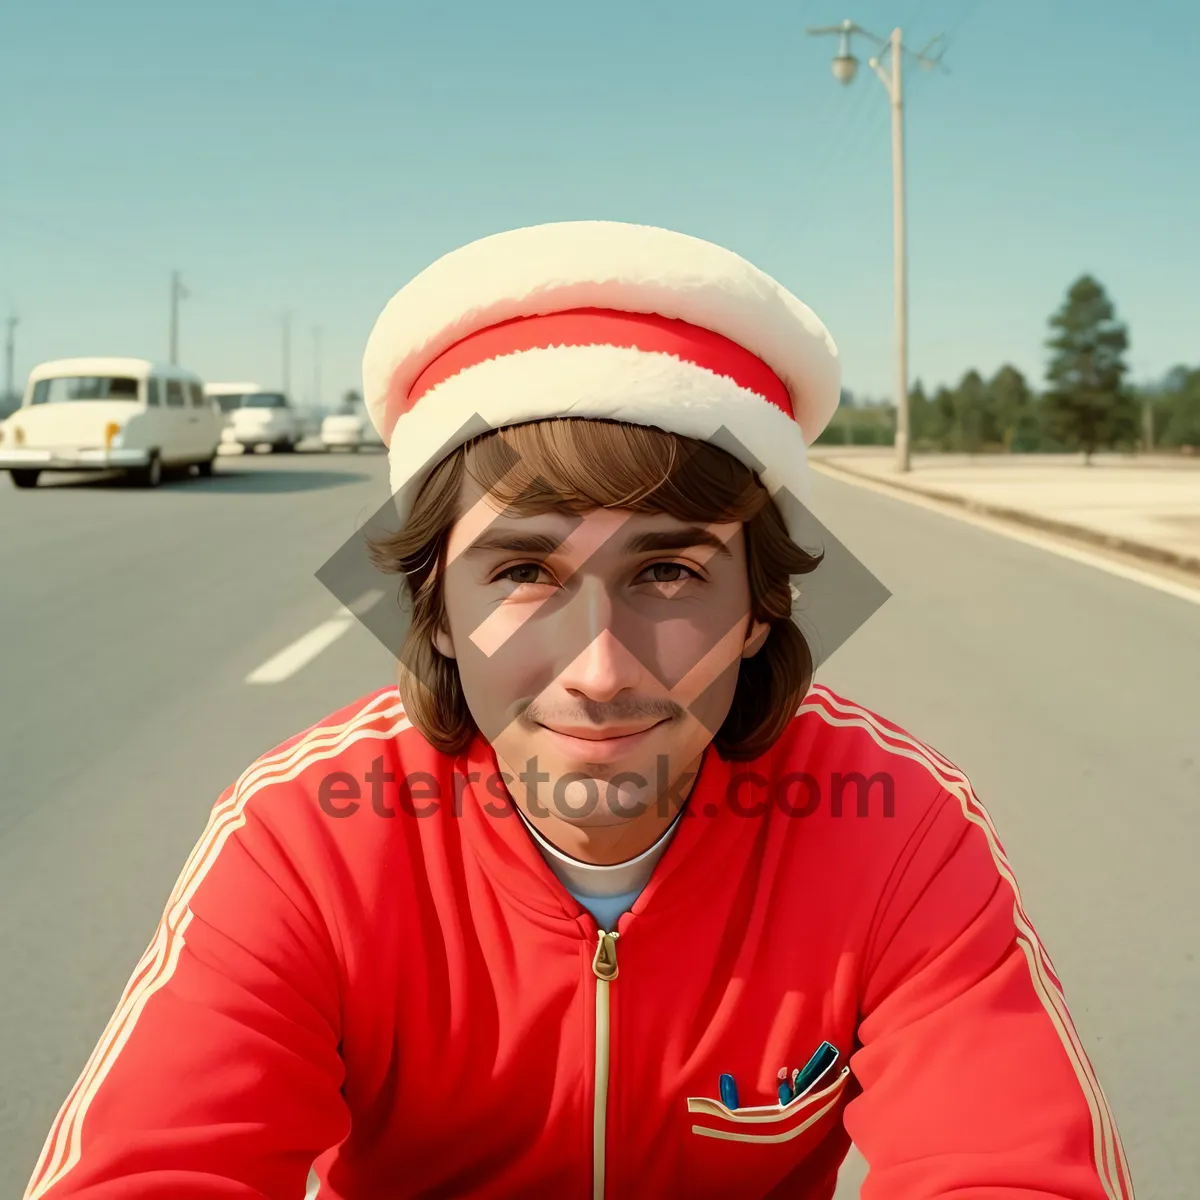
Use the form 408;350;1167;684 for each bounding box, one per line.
537;719;670;762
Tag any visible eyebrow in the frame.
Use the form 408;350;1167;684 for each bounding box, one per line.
462;525;733;559
623;528;734;559
462;530;566;556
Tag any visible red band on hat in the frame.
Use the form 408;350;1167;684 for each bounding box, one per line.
395;307;794;422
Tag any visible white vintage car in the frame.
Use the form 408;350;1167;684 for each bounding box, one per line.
204;381;261;446
223;390;302;453
320;398;385;452
0;358;223;488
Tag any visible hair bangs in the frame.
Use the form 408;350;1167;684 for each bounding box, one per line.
463;419;766;525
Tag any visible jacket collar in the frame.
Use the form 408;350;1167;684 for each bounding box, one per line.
456;733;761;930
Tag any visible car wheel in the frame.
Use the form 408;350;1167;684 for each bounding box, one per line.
132;452;163;488
11;468;40;489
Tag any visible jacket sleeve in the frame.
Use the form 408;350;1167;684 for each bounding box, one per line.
24;781;351;1199
843;785;1135;1199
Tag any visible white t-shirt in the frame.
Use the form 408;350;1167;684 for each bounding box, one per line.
513;804;685;932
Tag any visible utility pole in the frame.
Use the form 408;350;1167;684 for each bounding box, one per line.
313;325;322;411
4;314;17;404
807;19;945;473
169;271;189;365
282;311;292;396
887;26;909;473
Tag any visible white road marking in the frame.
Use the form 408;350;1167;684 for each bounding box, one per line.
810;461;1200;609
246;589;387;684
335;588;389;619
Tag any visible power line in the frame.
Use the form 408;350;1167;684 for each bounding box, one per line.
0;202;313;334
789;0;936;209
0;203;351;390
0;203;171;283
942;0;987;47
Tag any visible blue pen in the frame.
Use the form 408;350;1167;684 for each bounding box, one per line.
719;1073;740;1110
791;1042;839;1098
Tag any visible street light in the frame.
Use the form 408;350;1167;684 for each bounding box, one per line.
824;21;860;83
808;19;945;473
831;54;859;84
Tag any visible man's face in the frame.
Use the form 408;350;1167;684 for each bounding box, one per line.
434;472;769;828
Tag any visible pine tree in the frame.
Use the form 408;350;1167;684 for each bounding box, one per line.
953;370;990;453
929;385;956;450
988;365;1036;452
1157;368;1200;449
1043;276;1137;463
908;379;931;447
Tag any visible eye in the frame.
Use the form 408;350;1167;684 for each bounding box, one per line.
636;561;703;585
494;562;552;586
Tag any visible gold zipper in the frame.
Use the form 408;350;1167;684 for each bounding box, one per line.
591;929;619;1200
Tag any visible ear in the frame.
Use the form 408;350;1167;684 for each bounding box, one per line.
741;618;771;660
432;625;456;659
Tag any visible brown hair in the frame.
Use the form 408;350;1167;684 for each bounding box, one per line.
367;419;822;761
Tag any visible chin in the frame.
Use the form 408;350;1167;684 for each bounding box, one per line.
551;743;681;820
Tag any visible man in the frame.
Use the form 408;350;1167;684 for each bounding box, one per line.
26;222;1133;1199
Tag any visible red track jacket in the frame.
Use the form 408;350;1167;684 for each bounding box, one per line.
25;684;1133;1199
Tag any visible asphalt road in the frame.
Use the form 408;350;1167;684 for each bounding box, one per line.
1;449;1197;1198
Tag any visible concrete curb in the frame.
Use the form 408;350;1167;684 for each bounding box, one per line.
810;455;1200;579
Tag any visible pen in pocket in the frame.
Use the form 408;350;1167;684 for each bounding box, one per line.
791;1042;839;1099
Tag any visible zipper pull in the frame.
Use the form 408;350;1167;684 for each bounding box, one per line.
592;929;619;981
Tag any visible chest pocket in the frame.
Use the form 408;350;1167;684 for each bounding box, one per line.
686;1065;850;1144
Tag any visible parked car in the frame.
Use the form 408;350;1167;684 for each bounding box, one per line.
205;381;257;423
0;357;222;488
204;382;264;450
222;390;301;452
320;398;384;452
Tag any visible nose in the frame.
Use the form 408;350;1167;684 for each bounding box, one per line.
553;581;643;703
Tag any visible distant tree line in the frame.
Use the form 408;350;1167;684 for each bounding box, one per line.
816;275;1200;459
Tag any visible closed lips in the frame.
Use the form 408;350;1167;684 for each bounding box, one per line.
541;721;664;741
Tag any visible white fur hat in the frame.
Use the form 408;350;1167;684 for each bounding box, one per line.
361;220;841;538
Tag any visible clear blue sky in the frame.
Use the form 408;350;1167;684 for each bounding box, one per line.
2;0;1196;406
